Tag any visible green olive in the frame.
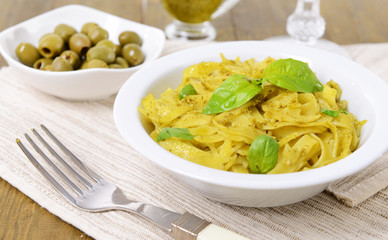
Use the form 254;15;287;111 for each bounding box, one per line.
38;33;64;58
108;63;124;69
121;43;144;66
33;58;53;70
79;61;88;70
51;57;73;71
81;22;99;35
43;64;52;71
88;27;109;45
59;50;81;69
115;44;122;56
69;33;91;56
54;24;77;43
119;31;142;46
86;46;116;64
96;39;121;55
15;42;41;67
84;59;108;69
115;56;129;68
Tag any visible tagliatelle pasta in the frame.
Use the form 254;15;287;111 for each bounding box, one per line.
139;55;366;174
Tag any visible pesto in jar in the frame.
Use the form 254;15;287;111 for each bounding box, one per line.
162;0;223;24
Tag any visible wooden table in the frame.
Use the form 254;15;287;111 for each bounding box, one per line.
0;0;387;239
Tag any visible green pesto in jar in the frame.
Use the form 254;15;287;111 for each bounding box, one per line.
162;0;223;24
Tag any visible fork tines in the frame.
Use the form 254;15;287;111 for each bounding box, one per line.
16;124;101;204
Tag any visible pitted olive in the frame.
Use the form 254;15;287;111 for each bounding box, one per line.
59;50;81;69
38;33;64;58
96;39;121;56
33;58;53;70
51;57;73;71
119;31;142;46
109;63;124;69
15;42;41;67
86;46;116;64
84;59;108;69
88;27;109;45
54;24;77;43
81;22;99;35
69;33;91;56
121;43;144;66
115;57;129;68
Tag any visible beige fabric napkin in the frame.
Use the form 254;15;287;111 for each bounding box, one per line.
0;41;387;240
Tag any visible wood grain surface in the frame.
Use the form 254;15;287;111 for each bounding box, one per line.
0;0;387;239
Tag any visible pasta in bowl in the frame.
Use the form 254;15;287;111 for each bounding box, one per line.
139;56;366;175
114;41;388;207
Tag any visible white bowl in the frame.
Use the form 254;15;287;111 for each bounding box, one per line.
0;4;165;100
114;41;388;207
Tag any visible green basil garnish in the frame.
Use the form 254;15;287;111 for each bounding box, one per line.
321;109;347;117
262;58;324;93
179;84;197;100
202;58;324;115
340;109;348;115
202;74;263;114
321;109;339;117
248;135;279;174
156;127;194;142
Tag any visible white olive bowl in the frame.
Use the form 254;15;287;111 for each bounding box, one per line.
114;41;388;207
0;4;165;100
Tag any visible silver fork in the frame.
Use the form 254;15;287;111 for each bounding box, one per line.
16;124;249;240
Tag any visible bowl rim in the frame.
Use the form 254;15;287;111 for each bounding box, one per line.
114;40;388;190
0;4;166;76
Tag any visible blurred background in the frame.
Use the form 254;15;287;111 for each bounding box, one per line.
0;0;387;66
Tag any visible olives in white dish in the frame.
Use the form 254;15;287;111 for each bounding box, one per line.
15;22;145;71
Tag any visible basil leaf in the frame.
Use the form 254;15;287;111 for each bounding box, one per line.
202;74;263;114
248;135;279;174
262;58;324;93
321;109;339;117
179;84;197;100
156;127;194;142
340;109;348;115
321;109;347;117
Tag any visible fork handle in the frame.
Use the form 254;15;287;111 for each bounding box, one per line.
171;212;250;240
114;201;182;230
197;224;250;240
